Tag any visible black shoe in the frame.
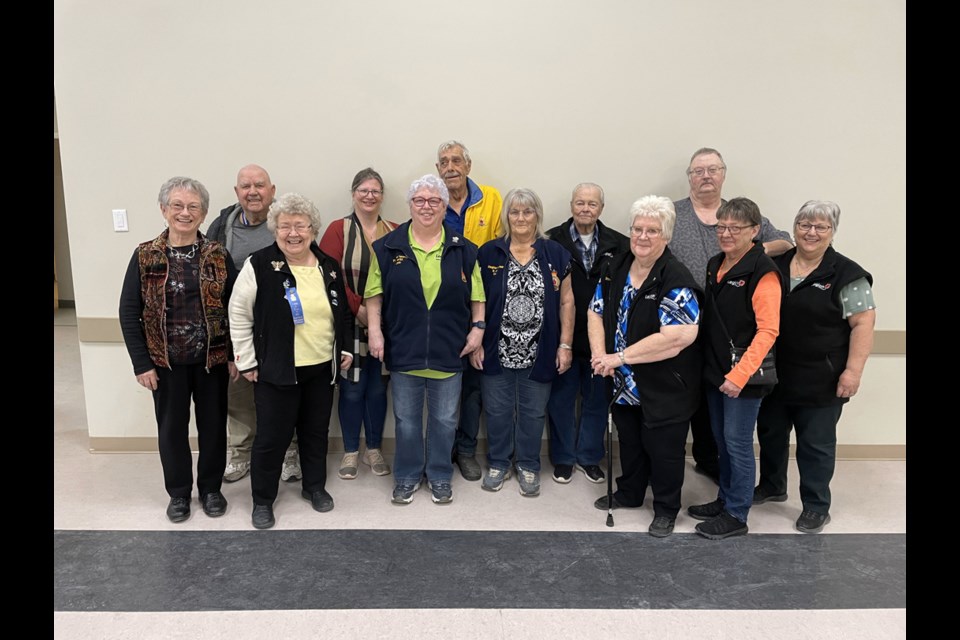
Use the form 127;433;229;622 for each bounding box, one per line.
576;463;606;483
200;491;227;517
695;511;748;540
795;510;831;534
694;463;720;485
593;494;639;511
552;464;574;484
252;503;275;529
648;516;676;538
455;454;482;481
166;497;191;523
753;485;788;505
301;489;334;513
687;499;725;521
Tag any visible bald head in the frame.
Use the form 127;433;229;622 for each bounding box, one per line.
235;164;276;223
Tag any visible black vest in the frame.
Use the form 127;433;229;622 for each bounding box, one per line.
702;242;782;398
598;246;703;427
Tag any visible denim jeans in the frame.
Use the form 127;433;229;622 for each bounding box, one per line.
455;364;483;456
706;387;763;523
338;356;388;452
546;358;607;466
757;392;842;514
391;371;461;485
481;367;551;473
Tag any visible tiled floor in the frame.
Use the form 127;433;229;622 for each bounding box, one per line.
53;309;906;639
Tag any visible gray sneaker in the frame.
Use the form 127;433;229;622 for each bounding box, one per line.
281;447;302;482
362;448;390;476
339;451;360;480
516;466;541;497
429;480;453;504
223;460;250;483
481;466;511;492
391;481;421;505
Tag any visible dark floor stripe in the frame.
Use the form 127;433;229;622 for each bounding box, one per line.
54;529;905;611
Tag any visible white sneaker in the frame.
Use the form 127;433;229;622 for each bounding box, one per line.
362;448;391;476
223;460;250;483
339;451;360;479
281;447;302;482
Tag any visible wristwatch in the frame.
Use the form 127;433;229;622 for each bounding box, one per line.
472;321;486;329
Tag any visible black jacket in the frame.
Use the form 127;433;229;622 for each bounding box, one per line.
547;218;630;359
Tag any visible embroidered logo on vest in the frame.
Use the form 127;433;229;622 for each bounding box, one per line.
726;279;747;288
812;282;831;290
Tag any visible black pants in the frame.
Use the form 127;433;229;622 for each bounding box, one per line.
690;389;719;471
152;363;228;499
756;392;843;514
611;405;688;518
251;363;334;505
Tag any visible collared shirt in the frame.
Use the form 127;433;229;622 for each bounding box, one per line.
443;178;483;236
569;221;599;272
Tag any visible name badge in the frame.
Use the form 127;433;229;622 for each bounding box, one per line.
285;287;305;325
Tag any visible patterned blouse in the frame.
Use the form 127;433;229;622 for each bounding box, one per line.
498;255;545;370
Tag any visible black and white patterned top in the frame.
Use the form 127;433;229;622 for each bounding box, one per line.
498;254;545;369
164;245;207;365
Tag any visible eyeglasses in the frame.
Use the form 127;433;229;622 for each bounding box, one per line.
630;226;662;237
355;188;383;197
411;197;443;208
687;165;725;178
715;224;755;235
167;202;203;214
508;208;537;218
277;224;312;234
796;222;833;234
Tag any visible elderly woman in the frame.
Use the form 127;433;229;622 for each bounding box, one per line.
365;174;485;506
754;201;875;534
587;196;702;537
688;197;782;540
119;176;236;523
319;168;399;480
230;193;354;529
471;188;573;497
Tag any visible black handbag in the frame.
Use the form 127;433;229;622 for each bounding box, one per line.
709;288;778;386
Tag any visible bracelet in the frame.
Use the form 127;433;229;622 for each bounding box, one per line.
617;351;626;365
558;343;572;350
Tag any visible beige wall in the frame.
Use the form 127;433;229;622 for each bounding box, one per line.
54;0;905;447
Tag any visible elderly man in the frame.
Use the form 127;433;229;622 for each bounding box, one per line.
435;140;502;481
670;148;793;482
545;183;629;484
206;164;301;484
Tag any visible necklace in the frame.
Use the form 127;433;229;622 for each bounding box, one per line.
169;242;199;260
792;256;822;279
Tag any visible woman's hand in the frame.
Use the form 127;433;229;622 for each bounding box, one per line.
460;326;484;357
340;353;354;371
590;353;615;378
836;369;862;398
356;304;368;328
719;379;742;398
242;369;259;383
470;345;484;370
135;369;159;391
227;361;240;382
556;347;572;374
368;334;385;361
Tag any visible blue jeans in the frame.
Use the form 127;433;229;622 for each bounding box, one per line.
391;371;461;485
455;364;483;456
706;387;763;523
338;356;388;452
481;367;551;472
546;358;607;466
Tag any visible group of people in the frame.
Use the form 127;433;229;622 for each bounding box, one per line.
119;143;876;538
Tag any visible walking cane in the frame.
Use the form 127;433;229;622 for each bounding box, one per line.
606;371;627;527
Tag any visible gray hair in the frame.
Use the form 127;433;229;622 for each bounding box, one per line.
687;147;726;173
628;196;676;243
437;140;471;165
795;200;840;232
500;188;545;240
406;174;450;207
266;192;322;233
571;182;605;205
158;176;210;213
